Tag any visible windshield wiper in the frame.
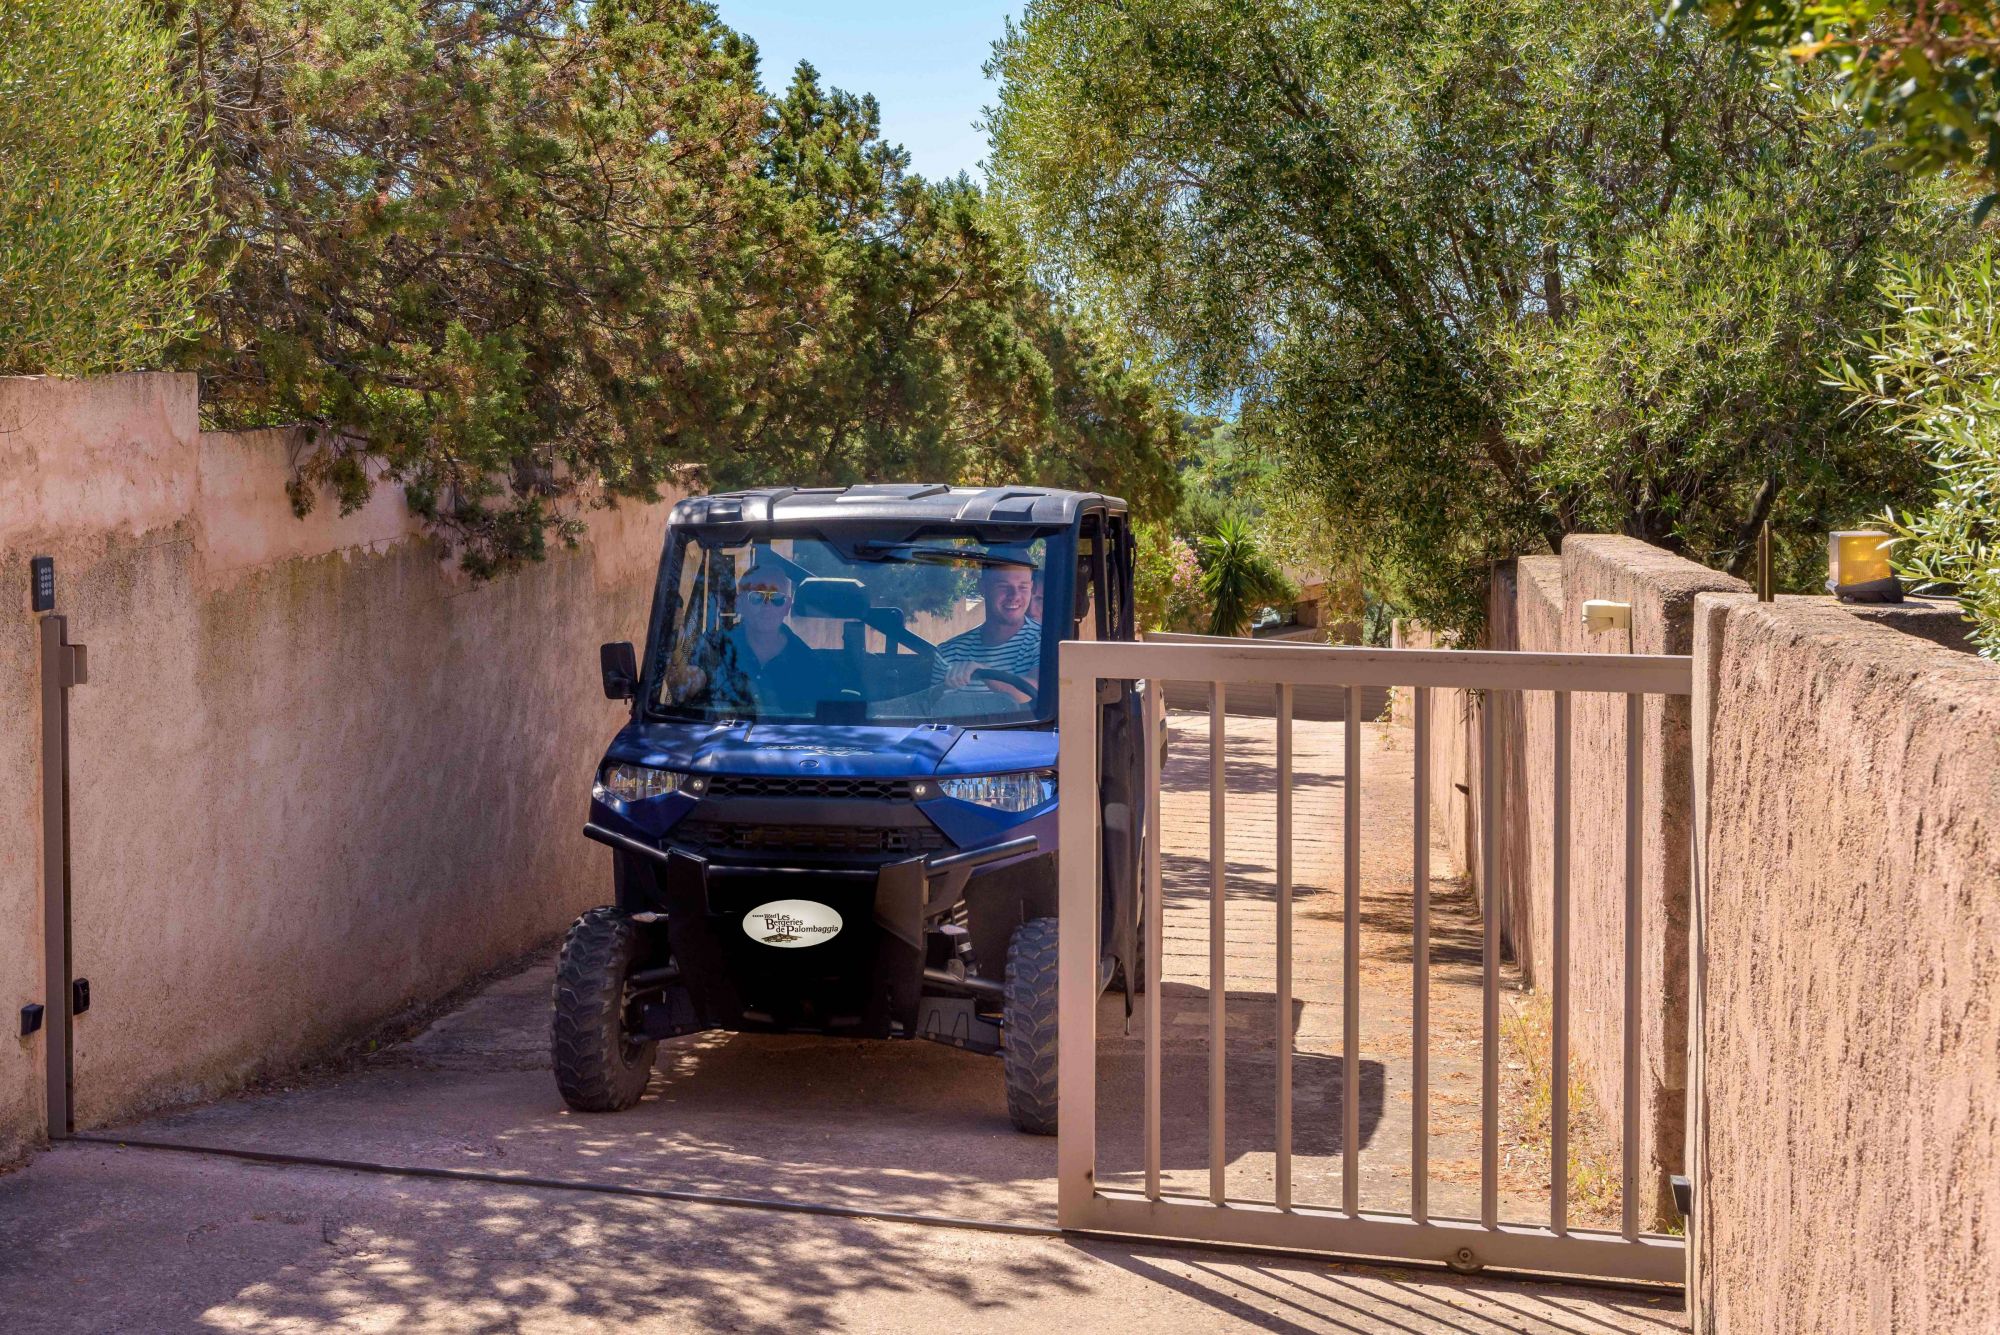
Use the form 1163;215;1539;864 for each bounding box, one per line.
852;541;1037;568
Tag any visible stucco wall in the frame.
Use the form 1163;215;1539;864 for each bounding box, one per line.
1691;596;2000;1335
1390;618;1480;891
1543;538;1745;1225
1396;539;1744;1226
1;374;674;1157
1505;555;1565;991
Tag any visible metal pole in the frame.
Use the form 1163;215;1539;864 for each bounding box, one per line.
40;615;72;1139
1552;691;1572;1234
1275;684;1293;1211
1480;694;1500;1230
1144;680;1164;1201
1411;687;1431;1223
1623;693;1645;1239
1756;521;1774;603
1209;682;1227;1204
1342;684;1362;1216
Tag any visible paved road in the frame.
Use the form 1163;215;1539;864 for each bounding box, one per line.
0;713;1678;1333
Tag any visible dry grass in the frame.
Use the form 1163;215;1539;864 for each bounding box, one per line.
1500;991;1624;1229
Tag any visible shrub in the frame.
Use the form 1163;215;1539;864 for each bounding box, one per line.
1833;252;2000;657
0;0;220;374
1199;516;1294;637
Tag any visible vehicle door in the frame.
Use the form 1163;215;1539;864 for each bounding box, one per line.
1077;510;1143;998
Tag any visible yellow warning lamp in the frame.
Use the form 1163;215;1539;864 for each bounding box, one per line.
1826;530;1902;604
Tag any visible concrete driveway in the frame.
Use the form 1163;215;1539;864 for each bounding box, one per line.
0;714;1684;1332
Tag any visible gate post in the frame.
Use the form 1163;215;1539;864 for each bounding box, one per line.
37;597;87;1140
1685;600;1722;1321
1055;644;1100;1225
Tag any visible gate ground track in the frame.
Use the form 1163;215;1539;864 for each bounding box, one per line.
70;1133;1678;1296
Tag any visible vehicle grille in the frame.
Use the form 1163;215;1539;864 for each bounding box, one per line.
674;818;948;858
704;775;916;801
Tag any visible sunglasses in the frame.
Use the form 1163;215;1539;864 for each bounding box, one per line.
741;588;790;606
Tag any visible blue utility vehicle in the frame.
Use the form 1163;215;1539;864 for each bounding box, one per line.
559;485;1147;1133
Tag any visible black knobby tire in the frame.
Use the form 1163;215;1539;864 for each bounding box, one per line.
1003;916;1060;1135
1112;889;1148;996
1127;910;1148;996
552;906;658;1113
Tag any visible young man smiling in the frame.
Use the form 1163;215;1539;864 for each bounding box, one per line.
931;553;1041;706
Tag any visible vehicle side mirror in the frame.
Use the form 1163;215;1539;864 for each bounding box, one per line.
600;641;638;700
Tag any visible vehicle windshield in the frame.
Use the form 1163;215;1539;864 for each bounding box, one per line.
644;527;1069;727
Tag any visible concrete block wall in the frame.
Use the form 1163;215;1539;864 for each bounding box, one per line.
1;374;674;1161
1689;596;2000;1334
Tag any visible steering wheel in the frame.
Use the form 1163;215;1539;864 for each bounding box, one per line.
971;667;1037;696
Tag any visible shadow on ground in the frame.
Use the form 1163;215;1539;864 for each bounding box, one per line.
0;1144;1685;1334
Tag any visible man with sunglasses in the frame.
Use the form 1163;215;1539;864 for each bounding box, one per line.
690;558;825;716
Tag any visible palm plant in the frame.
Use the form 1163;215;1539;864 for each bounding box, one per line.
1199;516;1294;637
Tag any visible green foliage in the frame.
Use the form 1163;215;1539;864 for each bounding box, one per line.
1133;518;1203;631
1506;168;1942;586
0;0;221;375
1134;417;1288;631
175;1;1178;577
710;67;1183;518
1199;515;1294;637
1832;251;2000;656
989;0;1932;636
1179;419;1275;511
1679;1;2000;214
179;0;774;575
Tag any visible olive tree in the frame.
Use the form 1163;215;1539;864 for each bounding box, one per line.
0;0;220;375
989;0;1933;632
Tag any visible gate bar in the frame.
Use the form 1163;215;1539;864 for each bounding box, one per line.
1342;685;1362;1215
1411;686;1431;1223
1067;1191;1686;1286
1209;683;1227;1204
1552;691;1572;1234
1623;693;1644;1238
1275;684;1294;1210
1479;695;1499;1229
1062;643;1691;695
1144;681;1164;1200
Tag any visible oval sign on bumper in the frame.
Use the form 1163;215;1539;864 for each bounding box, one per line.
742;899;843;948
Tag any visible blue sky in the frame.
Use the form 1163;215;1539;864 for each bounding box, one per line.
714;3;1016;182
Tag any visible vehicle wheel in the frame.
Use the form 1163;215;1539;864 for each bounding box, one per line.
1003;916;1060;1135
552;906;658;1112
1113;884;1148;996
1110;857;1148;994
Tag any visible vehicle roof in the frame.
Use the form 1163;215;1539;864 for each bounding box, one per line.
669;484;1126;528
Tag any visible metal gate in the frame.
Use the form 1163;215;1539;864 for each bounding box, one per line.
1054;638;1691;1285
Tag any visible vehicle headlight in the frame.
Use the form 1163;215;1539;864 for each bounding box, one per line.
594;763;703;803
937;771;1057;813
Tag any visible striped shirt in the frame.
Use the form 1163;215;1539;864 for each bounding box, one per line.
931;621;1042;686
